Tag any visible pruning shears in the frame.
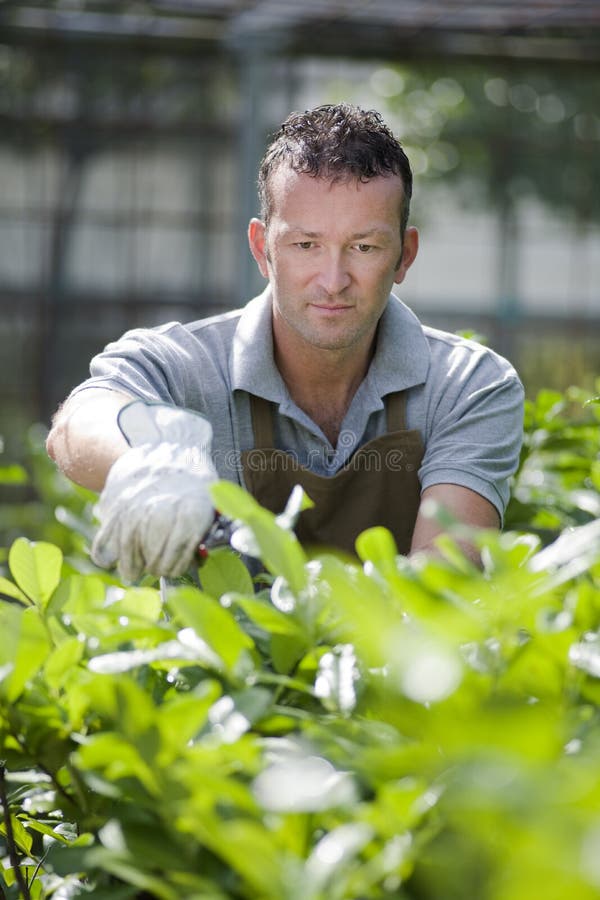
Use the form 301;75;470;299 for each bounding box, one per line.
196;513;236;560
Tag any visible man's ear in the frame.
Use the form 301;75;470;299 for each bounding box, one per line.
394;226;419;285
248;218;269;279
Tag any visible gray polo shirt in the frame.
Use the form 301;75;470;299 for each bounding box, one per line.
70;288;524;519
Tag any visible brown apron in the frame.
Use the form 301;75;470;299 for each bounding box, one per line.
241;392;424;556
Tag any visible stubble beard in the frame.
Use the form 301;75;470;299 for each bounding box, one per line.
273;291;382;355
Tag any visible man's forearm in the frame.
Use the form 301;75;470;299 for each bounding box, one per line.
46;389;134;492
410;483;501;568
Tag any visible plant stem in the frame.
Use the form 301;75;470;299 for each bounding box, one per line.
0;764;32;900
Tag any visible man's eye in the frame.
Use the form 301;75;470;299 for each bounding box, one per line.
296;241;314;250
356;244;373;253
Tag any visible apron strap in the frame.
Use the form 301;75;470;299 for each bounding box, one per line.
385;391;407;432
249;394;275;448
249;391;408;449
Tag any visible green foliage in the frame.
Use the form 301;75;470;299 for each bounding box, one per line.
0;385;598;898
506;384;600;536
0;425;98;559
375;63;600;224
0;522;596;898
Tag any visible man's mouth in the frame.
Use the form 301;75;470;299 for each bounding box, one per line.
309;302;353;313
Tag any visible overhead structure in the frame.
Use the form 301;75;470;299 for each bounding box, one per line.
1;0;599;62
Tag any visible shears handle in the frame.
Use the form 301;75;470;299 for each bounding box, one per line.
196;513;236;560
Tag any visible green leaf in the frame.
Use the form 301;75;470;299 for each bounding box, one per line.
50;573;108;616
168;585;256;680
197;817;288;898
0;576;30;605
234;596;308;639
199;546;254;599
211;481;308;594
48;841;179;900
355;526;408;591
0;815;33;854
107;587;163;622
355;526;399;566
211;479;268;522
270;633;309;675
8;538;63;608
75;733;161;796
44;636;85;688
80;676;157;738
157;680;222;750
17;817;72;844
0;604;51;701
97;818;201;880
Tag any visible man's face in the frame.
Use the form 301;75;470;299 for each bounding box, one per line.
248;166;418;356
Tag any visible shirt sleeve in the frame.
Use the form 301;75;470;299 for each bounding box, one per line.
418;345;525;523
67;324;190;406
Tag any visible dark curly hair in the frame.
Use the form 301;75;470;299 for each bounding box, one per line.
257;103;413;237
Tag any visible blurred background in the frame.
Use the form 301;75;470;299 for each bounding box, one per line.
1;0;599;458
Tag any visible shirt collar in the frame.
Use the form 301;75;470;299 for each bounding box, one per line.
230;287;430;400
369;293;431;395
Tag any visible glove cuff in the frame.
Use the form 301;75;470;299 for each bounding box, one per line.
118;401;213;452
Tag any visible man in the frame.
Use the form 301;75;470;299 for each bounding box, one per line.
46;103;524;580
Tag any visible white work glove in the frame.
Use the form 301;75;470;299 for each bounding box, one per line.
91;402;217;582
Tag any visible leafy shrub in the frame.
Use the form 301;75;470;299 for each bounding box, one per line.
0;481;599;898
505;385;600;536
0;383;598;899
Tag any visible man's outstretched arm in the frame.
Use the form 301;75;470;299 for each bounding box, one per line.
46;388;135;492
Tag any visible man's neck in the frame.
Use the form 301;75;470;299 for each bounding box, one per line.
273;333;375;447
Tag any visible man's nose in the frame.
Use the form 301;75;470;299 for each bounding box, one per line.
315;251;352;295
